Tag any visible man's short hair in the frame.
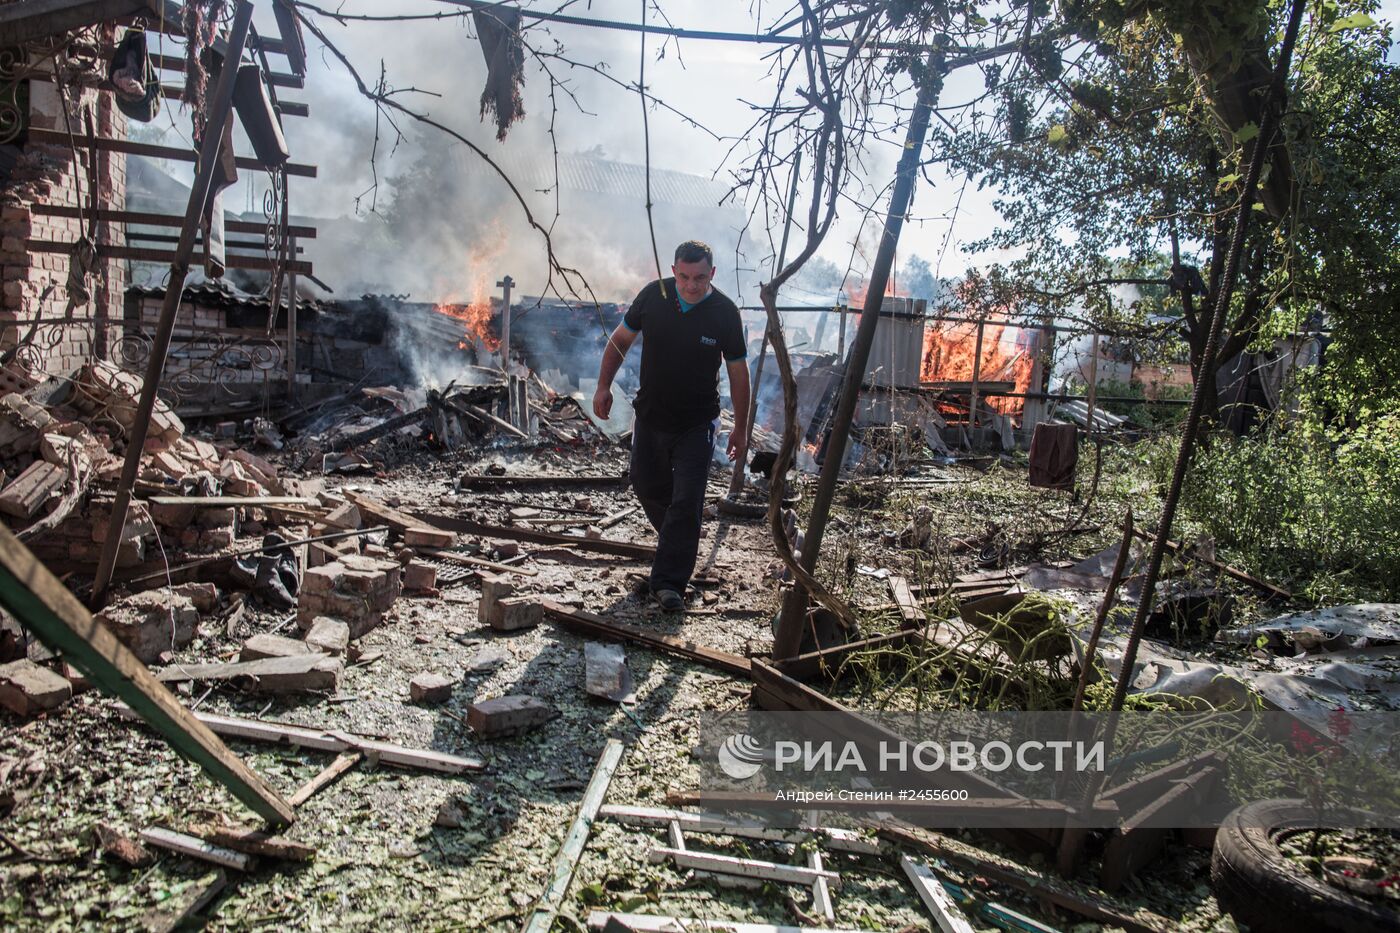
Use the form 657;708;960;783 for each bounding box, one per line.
674;240;714;266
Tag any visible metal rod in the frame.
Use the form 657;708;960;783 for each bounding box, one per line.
772;59;938;659
286;233;298;403
1109;0;1303;716
729;149;802;495
91;0;255;606
1071;508;1134;713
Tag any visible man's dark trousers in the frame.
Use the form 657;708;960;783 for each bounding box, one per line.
630;416;715;594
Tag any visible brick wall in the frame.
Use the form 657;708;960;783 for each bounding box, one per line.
0;27;127;379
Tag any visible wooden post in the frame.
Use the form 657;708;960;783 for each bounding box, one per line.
968;318;985;438
0;524;295;825
837;300;848;359
1084;331;1099;434
285;233;298;404
523;739;625;933
91;0;256;605
774;54;939;659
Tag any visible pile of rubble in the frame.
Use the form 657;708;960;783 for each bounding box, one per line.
0;357;603;725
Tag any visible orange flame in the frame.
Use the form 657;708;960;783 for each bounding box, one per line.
437;301;499;352
432;221;506;351
921;320;1036;414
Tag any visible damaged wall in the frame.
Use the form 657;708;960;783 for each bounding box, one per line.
1;31;128;379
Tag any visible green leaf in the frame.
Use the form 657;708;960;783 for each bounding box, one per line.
1329;13;1375;32
1218;172;1242;186
1047;124;1069;146
1233;123;1260;143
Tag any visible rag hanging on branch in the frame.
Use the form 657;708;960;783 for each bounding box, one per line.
474;3;526;141
182;0;230;134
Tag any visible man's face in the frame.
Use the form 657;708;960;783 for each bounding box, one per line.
672;258;715;304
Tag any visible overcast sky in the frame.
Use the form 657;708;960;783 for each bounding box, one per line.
151;1;1399;299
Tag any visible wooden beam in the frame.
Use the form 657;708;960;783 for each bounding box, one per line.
25;239;313;275
412;512;656;561
287;752;361;807
649;846;841;887
31;204;318;239
888;575;925;629
879;822;1175;933
901;855;977;933
140;826;253;871
1130;527;1291;600
749;659;1019;802
458;472;630;488
0;0;161;46
0;524;295;826
598;804;882;855
587;915;864;933
26;127;316;177
524;739;625;933
773;630;915;680
541;601;751;678
149;52;304;88
147;496;320;508
115;706;485;774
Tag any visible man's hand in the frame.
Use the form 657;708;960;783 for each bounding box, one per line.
593;386;614;420
726;429;747;463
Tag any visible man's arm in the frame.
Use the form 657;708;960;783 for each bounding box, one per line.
594;323;638;419
725;357;751;462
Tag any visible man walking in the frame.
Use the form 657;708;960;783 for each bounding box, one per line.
593;241;750;612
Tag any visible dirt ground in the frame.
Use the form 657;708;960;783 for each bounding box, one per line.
0;440;1242;931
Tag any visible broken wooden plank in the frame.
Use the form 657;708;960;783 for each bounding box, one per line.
419;547;537;577
1131;527;1291;600
0;524;295;826
598;805;882;855
749;660;1017;802
1098;764;1223;892
901;855;977;933
809;845;835;923
888;575;925;629
774;630;915;681
155;654;342;694
145;495;320;508
524;738;625;933
287;751;361;807
542;601;751;678
649;846;841;888
412;512;656;560
115;706;484;774
140;827;252;871
878;821;1174;933
668;790;1107;823
184;823;315;862
587;914;865;933
458;472;629;488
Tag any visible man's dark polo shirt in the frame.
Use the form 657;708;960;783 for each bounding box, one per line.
623;278;746;430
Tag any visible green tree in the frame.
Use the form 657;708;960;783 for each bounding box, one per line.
939;0;1398;418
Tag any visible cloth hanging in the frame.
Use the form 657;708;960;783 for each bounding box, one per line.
1028;421;1079;490
474;3;526;140
108;28;161;122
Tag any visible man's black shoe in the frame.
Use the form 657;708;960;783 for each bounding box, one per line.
654;588;685;612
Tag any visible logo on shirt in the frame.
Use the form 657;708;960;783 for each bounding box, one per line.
700;335;718;346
